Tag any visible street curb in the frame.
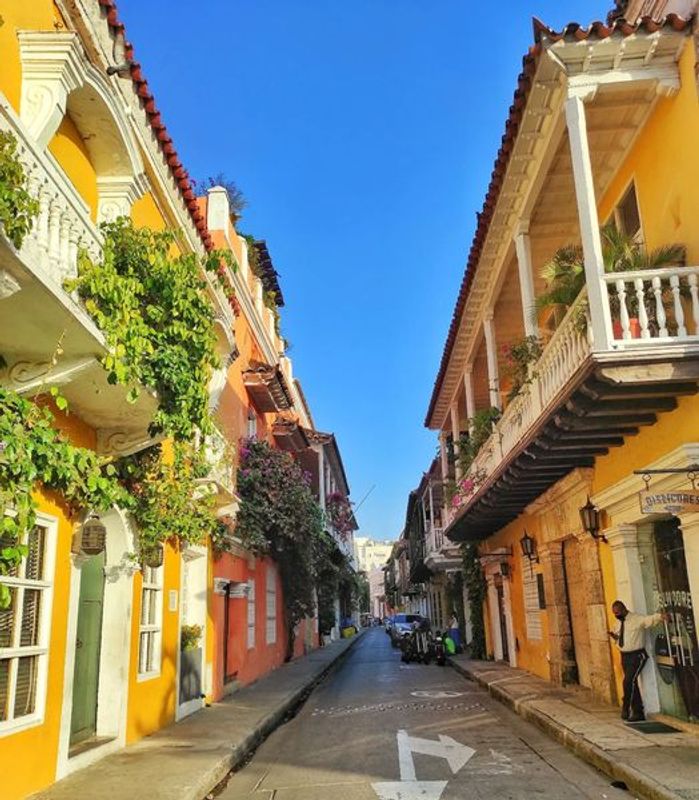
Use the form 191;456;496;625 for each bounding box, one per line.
448;658;685;800
204;630;366;799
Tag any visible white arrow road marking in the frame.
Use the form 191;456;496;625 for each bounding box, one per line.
372;729;475;799
371;780;448;800
397;729;475;779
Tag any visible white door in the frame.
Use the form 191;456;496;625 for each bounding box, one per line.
177;546;207;720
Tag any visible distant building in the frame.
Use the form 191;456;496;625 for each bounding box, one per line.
368;567;387;619
353;537;393;573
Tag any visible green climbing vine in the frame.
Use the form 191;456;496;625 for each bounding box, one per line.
462;541;487;659
116;441;225;559
65;218;232;441
0;388;128;608
0;130;39;249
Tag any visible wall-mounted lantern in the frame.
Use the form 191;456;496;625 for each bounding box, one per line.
579;496;607;543
519;530;538;564
141;544;164;569
79;514;107;555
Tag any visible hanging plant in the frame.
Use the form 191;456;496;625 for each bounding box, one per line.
236;438;324;658
0;131;39;249
0;388;128;608
65;218;233;441
325;491;355;540
501;335;542;401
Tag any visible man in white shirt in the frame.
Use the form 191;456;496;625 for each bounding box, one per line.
609;600;667;722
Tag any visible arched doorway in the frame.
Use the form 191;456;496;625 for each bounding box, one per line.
58;508;136;776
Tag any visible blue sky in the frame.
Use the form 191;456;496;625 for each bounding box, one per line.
118;0;599;540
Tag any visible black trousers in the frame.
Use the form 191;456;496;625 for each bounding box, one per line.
621;649;649;719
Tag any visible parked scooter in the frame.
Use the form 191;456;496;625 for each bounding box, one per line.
432;630;446;666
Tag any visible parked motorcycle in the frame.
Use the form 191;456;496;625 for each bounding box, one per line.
432;631;446;666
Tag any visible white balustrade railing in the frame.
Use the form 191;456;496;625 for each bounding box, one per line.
603;266;699;345
0;100;103;288
460;293;592;511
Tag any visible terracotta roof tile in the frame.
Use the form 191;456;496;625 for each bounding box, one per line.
533;11;691;42
424;12;693;428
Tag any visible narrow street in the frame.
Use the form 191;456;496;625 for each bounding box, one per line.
218;629;630;800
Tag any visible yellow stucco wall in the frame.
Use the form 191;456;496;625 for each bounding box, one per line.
0;2;63;112
48;114;99;220
598;42;699;264
481;514;551;680
126;543;182;742
1;405;96;800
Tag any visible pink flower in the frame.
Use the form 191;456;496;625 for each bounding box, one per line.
459;478;474;494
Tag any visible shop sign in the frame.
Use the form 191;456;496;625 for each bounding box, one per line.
639;489;699;515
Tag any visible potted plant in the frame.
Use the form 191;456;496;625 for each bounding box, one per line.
180;623;203;651
535;245;585;331
601;226;685;339
536;228;685;339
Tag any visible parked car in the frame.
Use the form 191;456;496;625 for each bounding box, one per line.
389;613;426;647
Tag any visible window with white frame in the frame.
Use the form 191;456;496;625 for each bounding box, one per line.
0;520;55;733
138;564;163;677
266;565;277;645
247;578;255;649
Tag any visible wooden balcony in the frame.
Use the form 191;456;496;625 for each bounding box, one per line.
446;269;699;542
242;361;293;413
272;417;309;453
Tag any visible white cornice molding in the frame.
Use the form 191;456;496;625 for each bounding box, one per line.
17;31;83;148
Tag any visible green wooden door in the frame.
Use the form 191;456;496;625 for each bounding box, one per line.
70;552;105;745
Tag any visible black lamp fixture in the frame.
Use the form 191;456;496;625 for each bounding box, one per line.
579;496;607;543
519;530;538;564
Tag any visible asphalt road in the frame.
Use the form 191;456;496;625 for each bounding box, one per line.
217;628;631;800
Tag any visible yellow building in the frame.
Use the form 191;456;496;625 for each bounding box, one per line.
0;3;237;796
426;1;699;726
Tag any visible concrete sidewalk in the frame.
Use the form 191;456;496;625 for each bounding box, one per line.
449;655;699;800
33;632;364;800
